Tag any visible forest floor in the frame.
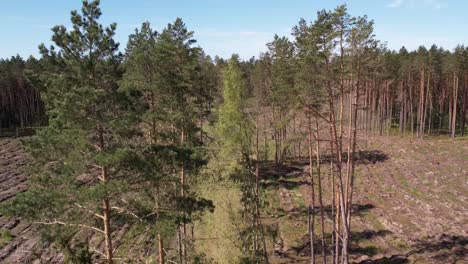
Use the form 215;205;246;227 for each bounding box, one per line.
261;135;467;264
0;138;65;263
0;135;467;263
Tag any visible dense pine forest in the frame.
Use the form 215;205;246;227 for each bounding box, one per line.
0;1;466;264
0;56;45;132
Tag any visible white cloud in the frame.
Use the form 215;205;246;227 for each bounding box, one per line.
387;0;447;10
197;30;270;38
387;0;404;8
194;29;275;59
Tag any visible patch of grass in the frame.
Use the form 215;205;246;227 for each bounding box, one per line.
0;229;13;248
289;188;306;209
393;238;410;251
279;218;307;246
353;244;380;256
194;181;243;264
442;191;463;205
396;173;424;198
263;188;283;216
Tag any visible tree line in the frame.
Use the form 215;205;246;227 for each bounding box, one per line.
0;1;467;263
0;56;46;130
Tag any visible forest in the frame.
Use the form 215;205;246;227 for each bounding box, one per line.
0;1;466;264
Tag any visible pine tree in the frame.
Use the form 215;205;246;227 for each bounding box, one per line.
1;1;154;262
267;35;295;165
121;20;214;263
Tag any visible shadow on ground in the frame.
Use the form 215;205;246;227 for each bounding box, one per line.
356;234;467;264
289;149;390;166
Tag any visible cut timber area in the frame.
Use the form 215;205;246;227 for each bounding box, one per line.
259;135;468;264
0;139;65;263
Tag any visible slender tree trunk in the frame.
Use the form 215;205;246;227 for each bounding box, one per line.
307;111;316;264
98;125;114;264
102;197;113;264
199;109;203;143
452;72;459;139
254;116;260;255
263;112;268;161
293;114;297;160
418;66;425;138
461;73;467;136
180;128;187;264
329;125;336;264
274;107;279;165
325;51;348;264
256;116;270;264
399;81;404;133
344;77;354;221
158;233;165;264
410;74;414;137
346;61;361;236
177;228;183;264
422;72;430;137
314;118;326;264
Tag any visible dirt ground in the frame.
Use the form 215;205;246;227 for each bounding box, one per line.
263;135;467;264
0;139;65;263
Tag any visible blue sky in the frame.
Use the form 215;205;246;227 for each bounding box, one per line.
0;0;466;60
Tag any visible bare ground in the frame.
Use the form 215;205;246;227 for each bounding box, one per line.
0;139;65;263
262;136;468;264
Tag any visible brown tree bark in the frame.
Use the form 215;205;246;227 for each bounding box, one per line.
314;118;326;264
98;125;114;264
158;233;165;264
418;66;425;138
451;72;459;139
307;111;316;264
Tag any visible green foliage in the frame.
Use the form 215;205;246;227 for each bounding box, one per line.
267;35;296;111
1;0;159;259
0;229;13;248
213;55;269;262
215;56;253;176
121;18;215;261
2;1;468;262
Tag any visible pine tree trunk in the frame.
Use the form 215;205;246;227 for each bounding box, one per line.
329;125;336;264
177;227;183;264
158;234;165;264
346;61;361;237
274;108;279;164
98;125;114;264
418;66;425;138
410;74;414;137
180;128;187;263
255;116;260;256
461;73;467;136
263;112;268;161
315;118;326;264
399;81;404;133
452;73;459;139
307;111;316;264
422;72;430;137
102;197;113;264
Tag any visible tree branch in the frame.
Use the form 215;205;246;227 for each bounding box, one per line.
110;206;143;222
34;220;105;234
74;203;104;220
